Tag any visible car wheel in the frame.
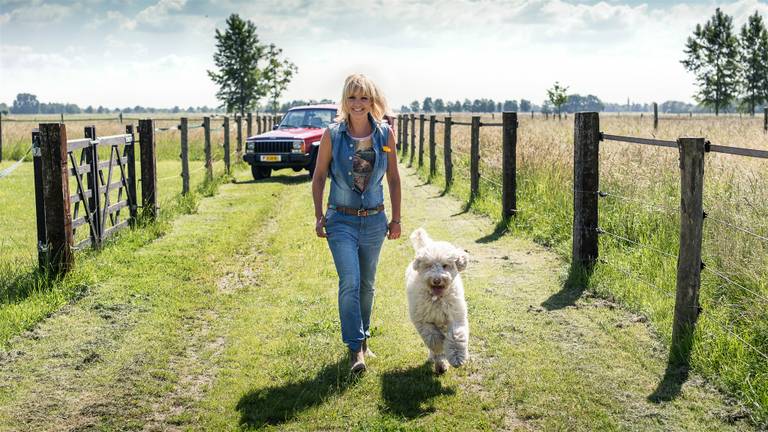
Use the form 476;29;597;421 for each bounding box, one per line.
251;165;271;180
308;149;318;179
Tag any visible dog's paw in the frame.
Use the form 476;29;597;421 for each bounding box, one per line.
448;352;468;368
434;359;449;375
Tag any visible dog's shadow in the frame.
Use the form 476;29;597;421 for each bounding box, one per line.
236;358;356;427
380;362;456;419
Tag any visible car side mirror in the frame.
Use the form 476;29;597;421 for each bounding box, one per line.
272;125;278;130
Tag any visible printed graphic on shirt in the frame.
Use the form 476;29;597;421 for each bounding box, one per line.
351;135;375;193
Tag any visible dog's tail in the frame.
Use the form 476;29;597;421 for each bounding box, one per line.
410;228;432;251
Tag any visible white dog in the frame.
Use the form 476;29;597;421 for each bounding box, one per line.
406;228;470;374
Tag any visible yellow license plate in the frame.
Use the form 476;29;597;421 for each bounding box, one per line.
260;155;280;162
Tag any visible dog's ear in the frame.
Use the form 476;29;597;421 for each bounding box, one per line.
454;250;469;272
410;228;432;251
412;257;424;271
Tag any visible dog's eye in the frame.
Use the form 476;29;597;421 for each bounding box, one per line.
442;263;451;270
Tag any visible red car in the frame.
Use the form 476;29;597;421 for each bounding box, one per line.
244;104;397;180
244;104;337;180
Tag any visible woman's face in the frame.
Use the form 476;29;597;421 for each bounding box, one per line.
347;91;372;120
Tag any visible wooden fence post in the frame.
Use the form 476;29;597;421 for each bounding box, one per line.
203;116;212;180
138;119;157;220
125;125;138;226
572;112;600;268
261;115;267;134
502;112;518;220
180;118;190;194
0;112;3;162
764;107;767;132
223;116;231;174
402;114;409;159
444;116;453;189
38;123;74;275
32;130;47;269
429;115;436;177
418;113;425;168
246;112;252;137
671;137;705;363
470;115;480;200
236;115;243;160
84;125;101;248
409;114;416;166
397;115;403;151
653;102;659;130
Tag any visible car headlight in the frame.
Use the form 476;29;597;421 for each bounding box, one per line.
310;140;321;147
292;140;303;153
246;142;255;152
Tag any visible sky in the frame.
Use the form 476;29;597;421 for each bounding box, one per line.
1;0;767;110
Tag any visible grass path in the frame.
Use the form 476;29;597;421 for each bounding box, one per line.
0;164;751;431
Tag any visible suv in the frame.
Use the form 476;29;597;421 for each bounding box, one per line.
244;104;337;180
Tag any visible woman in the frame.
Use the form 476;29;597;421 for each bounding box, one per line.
312;74;402;373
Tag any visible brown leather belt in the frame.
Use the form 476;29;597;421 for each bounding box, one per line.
330;204;385;217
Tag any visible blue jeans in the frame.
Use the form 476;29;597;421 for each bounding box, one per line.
325;208;388;352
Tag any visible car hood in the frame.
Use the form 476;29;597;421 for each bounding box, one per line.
249;128;323;141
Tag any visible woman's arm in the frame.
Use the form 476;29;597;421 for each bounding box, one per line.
385;127;402;240
312;128;332;238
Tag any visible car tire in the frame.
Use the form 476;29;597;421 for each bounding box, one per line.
308;149;318;179
251;165;272;181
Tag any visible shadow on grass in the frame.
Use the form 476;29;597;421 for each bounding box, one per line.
233;173;310;185
380;362;455;419
541;263;593;311
236;357;357;428
477;220;509;244
648;330;695;403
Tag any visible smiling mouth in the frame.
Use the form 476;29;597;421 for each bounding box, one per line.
430;284;446;296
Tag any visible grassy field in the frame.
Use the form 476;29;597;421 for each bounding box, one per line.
0;112;766;427
407;112;768;426
0;165;752;430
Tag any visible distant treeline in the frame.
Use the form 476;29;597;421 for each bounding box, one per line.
1;93;756;117
399;96;754;114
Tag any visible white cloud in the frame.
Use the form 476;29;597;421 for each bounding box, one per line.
2;2;76;25
134;0;187;30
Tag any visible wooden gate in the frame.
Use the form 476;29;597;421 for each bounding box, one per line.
33;123;137;274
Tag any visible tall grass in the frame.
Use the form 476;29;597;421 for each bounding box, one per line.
410;113;768;426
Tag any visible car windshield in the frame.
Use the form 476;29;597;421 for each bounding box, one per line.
278;109;336;129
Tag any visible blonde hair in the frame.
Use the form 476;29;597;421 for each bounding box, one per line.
336;74;390;123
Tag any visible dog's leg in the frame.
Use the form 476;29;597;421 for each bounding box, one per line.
414;322;449;374
445;320;469;367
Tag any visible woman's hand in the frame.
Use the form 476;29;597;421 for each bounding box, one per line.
315;216;327;238
387;220;401;240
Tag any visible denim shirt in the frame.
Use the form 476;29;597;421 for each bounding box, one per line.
328;114;390;210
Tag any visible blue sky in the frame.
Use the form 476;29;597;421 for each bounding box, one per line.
1;0;766;109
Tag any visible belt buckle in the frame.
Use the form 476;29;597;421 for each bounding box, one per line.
357;209;368;217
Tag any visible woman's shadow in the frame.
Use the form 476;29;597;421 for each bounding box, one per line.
236;357;356;427
379;362;456;418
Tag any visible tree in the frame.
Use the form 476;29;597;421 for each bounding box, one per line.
410;100;420;112
208;14;266;120
399;105;410;113
681;8;741;115
738;11;768;115
434;98;445;113
11;93;40;114
519;99;531;112
546;82;568;118
503;100;518;111
422;97;433;112
262;43;298;114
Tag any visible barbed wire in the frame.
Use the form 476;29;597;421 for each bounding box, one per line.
599;258;675;298
598;190;679;214
478;174;502;188
705;213;768;244
702;265;768;304
597;227;678;260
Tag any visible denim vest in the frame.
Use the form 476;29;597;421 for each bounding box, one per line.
327;115;390;210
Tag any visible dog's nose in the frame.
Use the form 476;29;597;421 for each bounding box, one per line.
430;277;443;286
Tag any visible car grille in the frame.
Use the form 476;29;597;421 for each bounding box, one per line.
251;140;294;153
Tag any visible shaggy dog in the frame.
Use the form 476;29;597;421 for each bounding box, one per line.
406;228;470;374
